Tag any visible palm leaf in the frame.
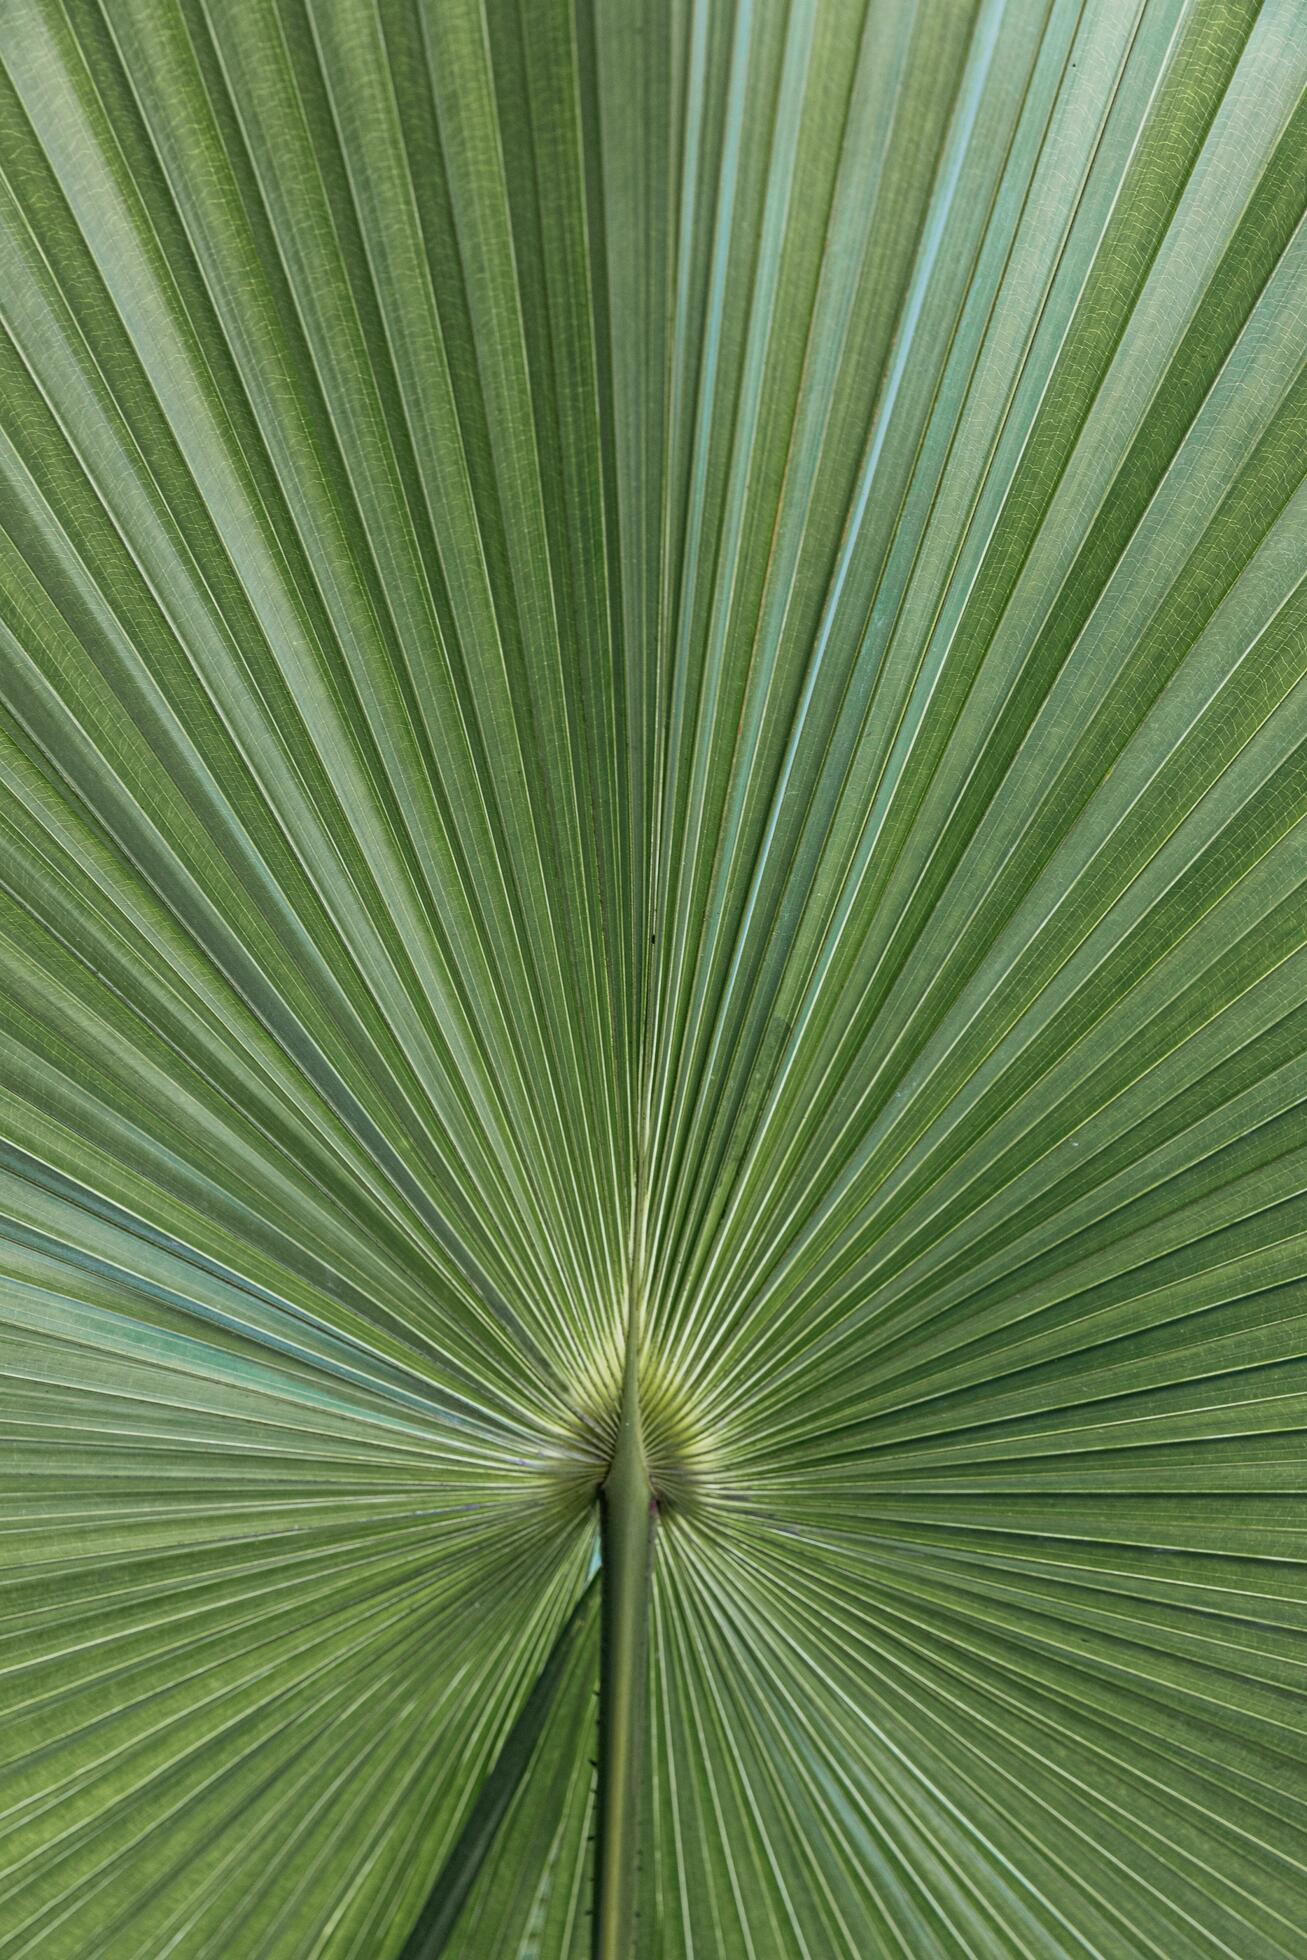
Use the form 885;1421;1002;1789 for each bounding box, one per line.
2;0;1306;1953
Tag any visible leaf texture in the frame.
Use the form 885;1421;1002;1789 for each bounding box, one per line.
1;0;1306;1954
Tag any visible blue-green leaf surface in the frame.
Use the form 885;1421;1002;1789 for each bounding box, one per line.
2;1;1306;1954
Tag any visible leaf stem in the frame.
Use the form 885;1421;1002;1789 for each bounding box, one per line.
593;1300;654;1957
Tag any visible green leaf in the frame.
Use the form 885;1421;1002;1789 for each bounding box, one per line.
403;1573;600;1959
2;0;1306;1954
